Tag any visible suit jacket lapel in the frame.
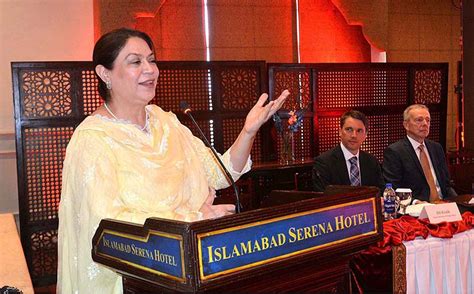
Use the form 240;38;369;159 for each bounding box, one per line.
403;137;424;175
334;145;351;185
359;152;369;185
425;140;442;181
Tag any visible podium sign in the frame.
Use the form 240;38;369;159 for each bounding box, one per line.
95;230;185;281
92;186;383;293
198;198;377;279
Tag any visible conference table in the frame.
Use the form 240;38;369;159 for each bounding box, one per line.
351;196;474;294
401;229;473;293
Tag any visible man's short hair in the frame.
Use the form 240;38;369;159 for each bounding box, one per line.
340;110;368;130
403;104;429;121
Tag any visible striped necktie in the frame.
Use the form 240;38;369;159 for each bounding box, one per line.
349;156;361;186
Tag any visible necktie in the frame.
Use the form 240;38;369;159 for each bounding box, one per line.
418;144;439;202
349;156;361;186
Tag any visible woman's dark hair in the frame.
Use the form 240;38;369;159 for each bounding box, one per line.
92;27;155;101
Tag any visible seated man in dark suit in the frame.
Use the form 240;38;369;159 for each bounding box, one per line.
312;110;385;193
382;104;457;203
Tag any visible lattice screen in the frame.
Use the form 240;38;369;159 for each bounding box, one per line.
180;119;213;145
268;63;448;163
81;69;102;115
21;71;74;118
12;60;266;287
363;114;405;162
13;63;93;286
220;68;260;110
24;127;73;222
414;69;443;104
152;68;212;112
317;69;408;108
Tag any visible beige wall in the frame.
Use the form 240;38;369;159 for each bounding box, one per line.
0;0;94;213
96;0;206;60
96;0;371;63
299;0;372;62
386;0;461;150
207;0;295;62
330;0;461;149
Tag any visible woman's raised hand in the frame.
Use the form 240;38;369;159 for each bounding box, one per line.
243;90;290;135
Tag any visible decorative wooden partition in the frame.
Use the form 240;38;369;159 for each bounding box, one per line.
12;61;448;287
269;63;448;162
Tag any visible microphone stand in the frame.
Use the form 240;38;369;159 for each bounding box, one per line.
312;168;327;192
181;102;242;213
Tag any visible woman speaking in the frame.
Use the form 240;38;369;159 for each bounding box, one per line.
57;28;289;293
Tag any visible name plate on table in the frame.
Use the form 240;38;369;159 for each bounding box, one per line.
95;229;185;282
197;198;378;280
419;202;462;224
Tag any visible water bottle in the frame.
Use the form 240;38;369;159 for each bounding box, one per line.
383;183;397;221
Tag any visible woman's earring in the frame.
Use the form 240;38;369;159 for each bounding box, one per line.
106;80;112;90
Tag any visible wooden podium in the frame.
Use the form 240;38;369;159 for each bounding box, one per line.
92;186;383;293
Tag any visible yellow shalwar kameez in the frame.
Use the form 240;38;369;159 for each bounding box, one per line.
57;105;251;293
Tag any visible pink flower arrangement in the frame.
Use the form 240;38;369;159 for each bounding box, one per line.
288;110;297;126
273;109;304;134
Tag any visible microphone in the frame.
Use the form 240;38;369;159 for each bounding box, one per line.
179;101;242;213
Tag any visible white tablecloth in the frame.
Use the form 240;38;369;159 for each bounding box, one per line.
404;229;474;294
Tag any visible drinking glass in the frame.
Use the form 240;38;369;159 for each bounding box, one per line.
395;188;412;214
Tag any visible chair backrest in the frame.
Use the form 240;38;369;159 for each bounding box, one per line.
447;149;474;194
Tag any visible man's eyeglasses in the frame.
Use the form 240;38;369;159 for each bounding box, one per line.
342;127;366;135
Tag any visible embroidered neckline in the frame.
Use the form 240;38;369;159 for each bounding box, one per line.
94;105;152;135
